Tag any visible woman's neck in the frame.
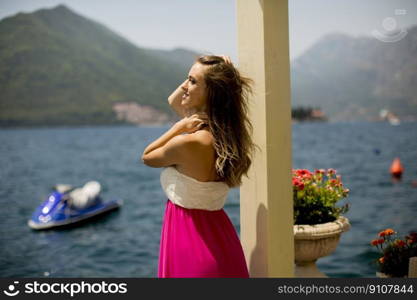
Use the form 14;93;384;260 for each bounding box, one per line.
184;107;207;117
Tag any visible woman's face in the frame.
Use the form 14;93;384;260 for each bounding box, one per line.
180;63;208;112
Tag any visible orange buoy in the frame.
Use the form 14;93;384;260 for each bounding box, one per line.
390;157;404;178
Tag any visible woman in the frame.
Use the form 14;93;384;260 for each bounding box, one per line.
142;55;256;278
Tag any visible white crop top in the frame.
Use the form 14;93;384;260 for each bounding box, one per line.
160;166;229;211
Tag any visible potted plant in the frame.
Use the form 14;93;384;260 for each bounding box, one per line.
292;168;351;277
371;229;417;277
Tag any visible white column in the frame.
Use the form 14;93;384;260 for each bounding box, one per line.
237;0;294;277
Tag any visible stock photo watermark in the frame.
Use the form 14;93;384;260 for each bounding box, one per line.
2;280;128;297
3;281;20;297
372;9;408;42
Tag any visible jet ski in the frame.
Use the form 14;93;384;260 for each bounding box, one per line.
28;181;122;230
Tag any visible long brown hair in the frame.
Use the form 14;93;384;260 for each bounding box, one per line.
197;55;257;188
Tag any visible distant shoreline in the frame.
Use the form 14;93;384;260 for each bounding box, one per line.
2;120;416;130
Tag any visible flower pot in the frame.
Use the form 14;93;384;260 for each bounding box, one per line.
294;216;351;277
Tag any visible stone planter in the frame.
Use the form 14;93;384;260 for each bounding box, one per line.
294;216;351;277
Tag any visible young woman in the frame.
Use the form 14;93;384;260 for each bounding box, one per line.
142;55;256;278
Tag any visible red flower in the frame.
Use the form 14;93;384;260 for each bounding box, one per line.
405;232;417;244
292;178;304;188
292;178;305;191
295;169;312;180
378;228;395;237
297;169;310;176
379;257;385;264
384;228;395;236
370;228;416;276
330;179;338;186
371;239;379;246
327;168;336;175
314;169;325;175
395;240;406;247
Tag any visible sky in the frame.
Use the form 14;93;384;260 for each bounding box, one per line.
1;0;417;62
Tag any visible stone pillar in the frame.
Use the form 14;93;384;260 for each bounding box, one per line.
237;0;294;277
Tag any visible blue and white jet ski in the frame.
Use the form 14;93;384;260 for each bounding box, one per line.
28;181;122;230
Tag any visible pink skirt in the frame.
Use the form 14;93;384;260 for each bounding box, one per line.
158;199;249;278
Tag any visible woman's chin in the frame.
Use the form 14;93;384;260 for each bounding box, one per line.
181;102;194;111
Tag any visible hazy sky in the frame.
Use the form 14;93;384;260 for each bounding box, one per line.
1;0;416;62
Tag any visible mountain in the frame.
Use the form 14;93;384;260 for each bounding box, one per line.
291;26;417;122
144;47;200;69
0;5;199;126
1;5;416;126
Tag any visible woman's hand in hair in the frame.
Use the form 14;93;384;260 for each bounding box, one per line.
174;112;208;134
168;80;187;118
220;55;232;65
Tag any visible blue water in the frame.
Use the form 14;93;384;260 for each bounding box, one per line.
0;122;416;278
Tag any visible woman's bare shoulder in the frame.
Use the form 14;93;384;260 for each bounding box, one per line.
190;129;214;146
172;130;213;153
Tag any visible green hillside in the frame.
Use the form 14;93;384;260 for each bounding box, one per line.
2;4;416;125
0;5;198;126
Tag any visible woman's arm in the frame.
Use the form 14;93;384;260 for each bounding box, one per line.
141;124;185;168
142;123;183;157
168;80;187;118
141;113;207;167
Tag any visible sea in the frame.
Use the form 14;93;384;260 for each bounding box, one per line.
0;121;416;278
